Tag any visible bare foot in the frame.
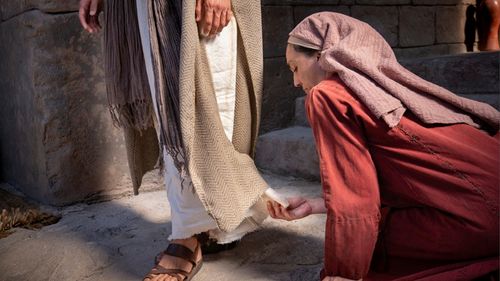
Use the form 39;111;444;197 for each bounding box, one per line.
143;236;202;281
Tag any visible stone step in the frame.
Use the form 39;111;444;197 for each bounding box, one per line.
294;96;309;127
255;126;319;180
401;52;499;109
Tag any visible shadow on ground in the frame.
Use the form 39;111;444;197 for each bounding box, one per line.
0;177;325;281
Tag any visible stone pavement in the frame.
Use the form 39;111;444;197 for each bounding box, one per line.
0;173;324;281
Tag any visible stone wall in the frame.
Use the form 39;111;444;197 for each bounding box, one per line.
260;0;478;133
0;1;137;205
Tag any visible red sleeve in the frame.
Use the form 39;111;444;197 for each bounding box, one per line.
306;81;381;279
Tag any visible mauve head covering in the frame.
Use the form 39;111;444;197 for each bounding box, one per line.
288;12;499;130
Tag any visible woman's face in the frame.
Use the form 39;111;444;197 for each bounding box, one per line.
285;44;329;94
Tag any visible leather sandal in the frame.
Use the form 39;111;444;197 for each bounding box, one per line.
143;242;203;281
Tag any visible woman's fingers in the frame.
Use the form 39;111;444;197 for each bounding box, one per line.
267;199;313;221
289;202;312;219
267;201;286;220
267;201;276;218
266;201;297;221
272;201;285;218
288;197;308;208
268;201;287;220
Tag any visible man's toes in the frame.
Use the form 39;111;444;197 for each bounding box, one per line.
165;275;179;281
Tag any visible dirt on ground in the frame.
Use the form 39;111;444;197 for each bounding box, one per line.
0;189;60;238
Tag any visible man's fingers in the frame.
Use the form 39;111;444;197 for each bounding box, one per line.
79;6;90;31
195;0;202;22
218;10;227;32
210;10;222;36
89;16;101;32
226;9;233;24
89;0;99;15
88;17;97;32
95;16;102;29
79;12;89;31
202;7;214;36
79;0;101;33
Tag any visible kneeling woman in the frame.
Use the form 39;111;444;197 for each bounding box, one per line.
268;12;499;281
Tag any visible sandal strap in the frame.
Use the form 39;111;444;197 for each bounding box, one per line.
150;264;189;276
164;243;198;267
145;270;184;281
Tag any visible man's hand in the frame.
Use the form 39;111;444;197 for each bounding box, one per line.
79;0;103;33
195;0;232;37
267;197;313;221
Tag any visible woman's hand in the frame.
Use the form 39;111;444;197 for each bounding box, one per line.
267;197;314;221
195;0;232;37
79;0;103;33
267;197;327;221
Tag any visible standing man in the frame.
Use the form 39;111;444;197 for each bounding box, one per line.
79;0;275;280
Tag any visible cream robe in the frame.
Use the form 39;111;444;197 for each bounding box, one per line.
136;0;268;242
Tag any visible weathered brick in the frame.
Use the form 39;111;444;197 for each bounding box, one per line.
413;0;475;5
394;44;448;59
436;5;467;43
0;0;79;21
263;6;294;58
340;0;356;4
261;57;303;134
256;127;320;180
294;5;351;25
352;6;398;46
356;0;411;4
447;42;468;53
401;51;499;100
399;6;436;47
394;43;469;59
294;96;309;127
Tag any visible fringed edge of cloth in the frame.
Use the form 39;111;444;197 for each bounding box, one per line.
104;0;154;131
